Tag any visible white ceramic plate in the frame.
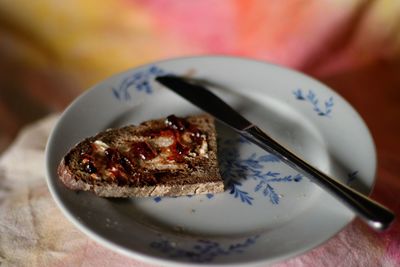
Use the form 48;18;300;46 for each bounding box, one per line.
45;56;376;266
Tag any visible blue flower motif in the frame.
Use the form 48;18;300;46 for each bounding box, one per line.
293;89;334;116
255;182;280;204
293;89;306;100
150;235;260;263
112;65;167;100
219;138;303;205
228;179;254;205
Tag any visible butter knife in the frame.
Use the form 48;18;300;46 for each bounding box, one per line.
155;75;395;231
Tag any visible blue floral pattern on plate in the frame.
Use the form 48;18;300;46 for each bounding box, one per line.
112;65;166;100
219;137;302;205
293;89;334;116
150;235;260;263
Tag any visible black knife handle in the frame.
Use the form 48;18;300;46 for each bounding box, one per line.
243;125;395;231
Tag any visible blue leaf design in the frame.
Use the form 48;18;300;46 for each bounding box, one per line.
294;89;334;117
265;171;279;177
254;180;266;192
112;65;167;100
243;159;263;169
150;235;260;263
262;173;303;183
293;89;305;100
228;180;254;205
263;184;280;204
325;97;334;107
266;175;292;182
217;135;305;205
293;174;303;182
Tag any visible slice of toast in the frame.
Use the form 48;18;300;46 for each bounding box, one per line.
57;114;224;197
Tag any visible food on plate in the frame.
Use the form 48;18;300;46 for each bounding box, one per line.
57;114;224;197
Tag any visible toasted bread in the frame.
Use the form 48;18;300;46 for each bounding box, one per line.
57;114;224;197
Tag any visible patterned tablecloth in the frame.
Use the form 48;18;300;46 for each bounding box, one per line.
0;1;399;266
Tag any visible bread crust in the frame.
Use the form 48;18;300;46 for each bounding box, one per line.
57;114;224;197
58;158;93;191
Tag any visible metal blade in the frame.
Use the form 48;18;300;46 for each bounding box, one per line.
155;76;253;131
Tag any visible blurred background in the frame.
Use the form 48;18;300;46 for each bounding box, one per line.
0;0;399;154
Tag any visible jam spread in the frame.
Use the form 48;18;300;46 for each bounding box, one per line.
129;141;157;160
166;114;187;131
79;115;208;186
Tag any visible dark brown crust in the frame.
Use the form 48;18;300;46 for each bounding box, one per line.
57;114;224;197
58;158;92;191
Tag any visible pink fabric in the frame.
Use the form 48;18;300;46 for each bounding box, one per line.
0;1;399;266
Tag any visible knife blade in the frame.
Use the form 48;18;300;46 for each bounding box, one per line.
155;75;394;231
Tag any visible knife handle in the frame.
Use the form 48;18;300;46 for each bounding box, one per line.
243;125;395;231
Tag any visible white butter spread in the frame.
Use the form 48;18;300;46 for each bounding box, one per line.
93;140;110;152
152;136;174;147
